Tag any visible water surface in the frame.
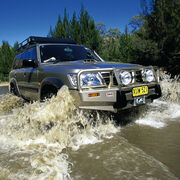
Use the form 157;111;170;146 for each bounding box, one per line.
0;76;179;180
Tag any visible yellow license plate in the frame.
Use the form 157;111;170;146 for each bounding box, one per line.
132;86;148;97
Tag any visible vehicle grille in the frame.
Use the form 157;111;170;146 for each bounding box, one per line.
135;70;143;82
101;70;145;86
101;72;118;86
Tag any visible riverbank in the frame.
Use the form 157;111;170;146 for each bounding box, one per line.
0;82;8;87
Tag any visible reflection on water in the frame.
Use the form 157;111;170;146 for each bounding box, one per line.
0;74;179;179
69;132;179;180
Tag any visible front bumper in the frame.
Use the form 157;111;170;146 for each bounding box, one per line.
70;83;161;112
70;67;161;112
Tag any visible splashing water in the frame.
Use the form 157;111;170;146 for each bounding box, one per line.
160;72;180;103
136;72;180;128
0;74;179;179
0;93;24;115
0;86;118;179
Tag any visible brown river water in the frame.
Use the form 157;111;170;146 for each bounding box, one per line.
0;75;179;180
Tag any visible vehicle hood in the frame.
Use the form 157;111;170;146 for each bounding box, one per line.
42;60;142;72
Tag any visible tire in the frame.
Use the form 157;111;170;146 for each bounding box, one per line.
41;85;57;101
10;83;19;96
44;92;56;99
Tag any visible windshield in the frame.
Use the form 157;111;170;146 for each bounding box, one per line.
40;45;103;63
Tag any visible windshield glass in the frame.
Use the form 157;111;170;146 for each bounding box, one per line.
40;45;102;63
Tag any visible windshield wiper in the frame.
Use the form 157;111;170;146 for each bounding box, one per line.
53;58;77;64
53;58;98;64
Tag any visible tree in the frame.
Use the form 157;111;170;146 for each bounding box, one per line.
48;26;56;38
13;41;19;50
62;8;71;39
127;0;180;75
141;0;180;67
96;22;107;36
118;26;133;63
70;12;81;43
129;15;145;32
79;6;91;45
48;7;102;51
55;15;64;38
0;41;15;81
87;18;102;51
108;28;121;37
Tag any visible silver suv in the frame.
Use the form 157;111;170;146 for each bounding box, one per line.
9;36;161;112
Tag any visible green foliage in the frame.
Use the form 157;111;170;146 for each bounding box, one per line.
100;25;132;63
130;33;159;65
129;0;180;74
96;22;106;36
108;28;121;37
48;6;101;52
142;0;180;64
0;1;179;81
128;15;145;32
70;12;81;43
0;41;16;81
48;2;179;75
0;73;9;82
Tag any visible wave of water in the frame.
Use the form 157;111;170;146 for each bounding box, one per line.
135;73;180;128
0;74;179;179
160;73;180;103
135;100;180;128
0;93;24;114
0;86;118;179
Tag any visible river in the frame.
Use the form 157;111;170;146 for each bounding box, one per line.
0;75;179;180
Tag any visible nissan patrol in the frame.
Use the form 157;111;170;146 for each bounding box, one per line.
9;36;161;112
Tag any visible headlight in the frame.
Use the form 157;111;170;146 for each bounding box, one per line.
68;74;77;86
144;69;154;82
120;70;132;85
68;72;103;87
80;72;103;87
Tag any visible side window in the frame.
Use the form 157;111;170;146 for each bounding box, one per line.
12;58;18;69
22;51;29;68
22;51;28;61
22;48;37;68
28;48;37;60
18;54;23;69
12;54;22;69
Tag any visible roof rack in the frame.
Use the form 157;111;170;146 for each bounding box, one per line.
16;36;76;53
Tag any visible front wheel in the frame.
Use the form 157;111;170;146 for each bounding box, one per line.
41;85;57;101
10;83;20;96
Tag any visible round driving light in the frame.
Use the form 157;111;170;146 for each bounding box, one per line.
144;69;154;82
120;71;132;85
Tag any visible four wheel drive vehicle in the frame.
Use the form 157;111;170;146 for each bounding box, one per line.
9;36;161;112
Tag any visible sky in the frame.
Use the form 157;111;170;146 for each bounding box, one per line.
0;0;141;46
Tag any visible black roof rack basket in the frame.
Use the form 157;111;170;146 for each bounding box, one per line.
16;36;76;53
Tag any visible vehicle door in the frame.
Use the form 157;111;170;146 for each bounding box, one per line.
11;54;24;95
22;48;39;100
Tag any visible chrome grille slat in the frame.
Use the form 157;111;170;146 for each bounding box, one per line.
135;70;143;82
101;72;118;86
101;69;145;86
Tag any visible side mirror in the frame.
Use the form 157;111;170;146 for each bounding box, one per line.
23;59;38;68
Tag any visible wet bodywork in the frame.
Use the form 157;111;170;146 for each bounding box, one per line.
9;37;161;112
